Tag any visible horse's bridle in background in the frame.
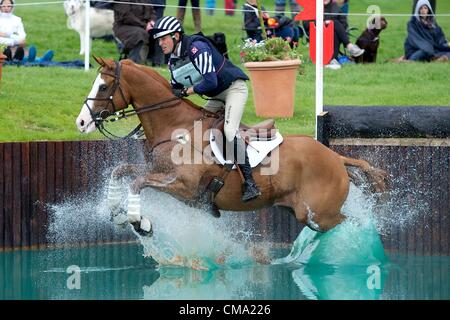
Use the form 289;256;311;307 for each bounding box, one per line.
83;61;181;140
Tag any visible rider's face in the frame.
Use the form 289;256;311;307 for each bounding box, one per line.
158;34;179;55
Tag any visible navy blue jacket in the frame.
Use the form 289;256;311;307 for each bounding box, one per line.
169;34;248;97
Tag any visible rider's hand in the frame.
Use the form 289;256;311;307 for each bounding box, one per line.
172;87;189;98
146;20;155;32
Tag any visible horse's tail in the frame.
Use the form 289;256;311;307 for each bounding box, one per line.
341;155;388;193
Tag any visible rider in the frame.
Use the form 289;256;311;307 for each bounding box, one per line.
151;16;261;206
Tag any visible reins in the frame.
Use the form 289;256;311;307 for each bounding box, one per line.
86;61;222;148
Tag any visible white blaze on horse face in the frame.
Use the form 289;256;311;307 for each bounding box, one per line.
76;74;105;133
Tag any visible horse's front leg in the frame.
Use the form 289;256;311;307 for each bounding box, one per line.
107;164;148;225
126;172;195;237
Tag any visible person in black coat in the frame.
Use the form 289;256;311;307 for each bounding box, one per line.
412;0;436;13
405;0;449;61
112;0;155;64
303;0;364;60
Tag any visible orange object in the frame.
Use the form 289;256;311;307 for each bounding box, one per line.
267;18;279;28
244;60;302;118
309;20;335;65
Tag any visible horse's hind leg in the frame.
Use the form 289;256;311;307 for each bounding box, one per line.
275;193;346;232
340;156;388;193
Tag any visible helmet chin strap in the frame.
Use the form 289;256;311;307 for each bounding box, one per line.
171;33;180;55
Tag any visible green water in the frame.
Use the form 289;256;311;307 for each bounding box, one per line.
0;242;449;300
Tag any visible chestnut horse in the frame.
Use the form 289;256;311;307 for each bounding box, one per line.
76;57;387;236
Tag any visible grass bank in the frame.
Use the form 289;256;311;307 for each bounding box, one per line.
1;0;449;141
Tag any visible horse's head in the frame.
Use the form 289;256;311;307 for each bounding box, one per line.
76;56;131;134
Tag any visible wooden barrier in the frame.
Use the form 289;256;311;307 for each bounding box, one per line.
0;140;147;250
318;106;450;255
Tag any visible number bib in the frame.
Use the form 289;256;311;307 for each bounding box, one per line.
171;57;203;87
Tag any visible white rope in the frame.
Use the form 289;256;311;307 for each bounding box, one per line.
13;0;450;17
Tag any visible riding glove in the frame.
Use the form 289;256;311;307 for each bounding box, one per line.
172;87;189;98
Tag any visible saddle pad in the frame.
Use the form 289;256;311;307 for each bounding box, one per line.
209;130;283;168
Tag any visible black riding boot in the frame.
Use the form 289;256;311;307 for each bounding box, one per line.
231;137;261;202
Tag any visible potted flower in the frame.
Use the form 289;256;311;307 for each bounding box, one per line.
0;44;7;87
241;37;302;118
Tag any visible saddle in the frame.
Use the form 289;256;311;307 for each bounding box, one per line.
209;116;283;168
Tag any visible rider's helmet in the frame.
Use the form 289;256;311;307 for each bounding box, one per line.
152;16;184;40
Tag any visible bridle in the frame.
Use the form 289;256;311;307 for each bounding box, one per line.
83;60;222;157
83;61;182;140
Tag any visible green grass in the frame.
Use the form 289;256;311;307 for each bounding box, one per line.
1;0;449;141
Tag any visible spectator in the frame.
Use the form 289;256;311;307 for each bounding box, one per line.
303;0;364;65
152;16;261;211
149;0;167;66
206;0;215;16
21;45;54;63
323;0;363;59
274;0;300;19
112;0;155;65
412;0;436;13
266;14;300;47
0;0;25;61
224;0;236;16
243;0;269;42
177;0;201;33
244;0;298;46
334;0;348;14
405;0;449;62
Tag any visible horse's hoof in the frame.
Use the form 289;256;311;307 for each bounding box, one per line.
208;203;221;218
131;218;153;237
110;208;128;227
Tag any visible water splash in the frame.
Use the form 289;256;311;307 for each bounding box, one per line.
272;175;431;268
136;188;261;270
46;168;430;270
46;193;133;246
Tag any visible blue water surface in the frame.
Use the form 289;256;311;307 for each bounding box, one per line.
1;241;448;300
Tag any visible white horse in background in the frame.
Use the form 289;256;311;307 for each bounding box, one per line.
63;0;115;55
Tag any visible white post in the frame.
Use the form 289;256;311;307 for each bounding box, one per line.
315;0;324;139
84;0;91;71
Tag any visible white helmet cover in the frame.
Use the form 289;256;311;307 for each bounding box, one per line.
153;16;183;39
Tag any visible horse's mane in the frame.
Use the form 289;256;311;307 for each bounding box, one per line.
121;59;213;114
121;59;171;91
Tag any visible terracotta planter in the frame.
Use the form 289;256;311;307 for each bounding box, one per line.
244;59;301;118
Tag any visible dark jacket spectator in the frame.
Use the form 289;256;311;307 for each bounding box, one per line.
112;0;155;64
404;0;450;61
412;0;436;13
324;0;348;30
303;0;363;60
243;0;268;42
